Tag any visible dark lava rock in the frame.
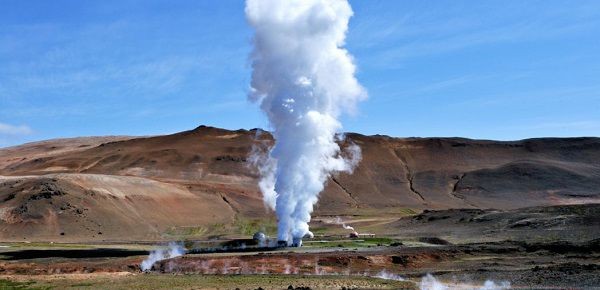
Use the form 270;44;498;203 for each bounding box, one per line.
391;255;409;266
214;155;246;162
3;193;16;202
28;183;66;200
418;237;452;245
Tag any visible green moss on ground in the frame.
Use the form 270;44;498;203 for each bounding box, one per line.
0;279;50;290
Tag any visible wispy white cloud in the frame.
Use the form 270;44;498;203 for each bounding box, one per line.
372;19;599;67
0;122;33;135
525;120;600;131
351;2;600;69
0;18;249;106
372;73;519;104
450;84;600;109
3;55;214;96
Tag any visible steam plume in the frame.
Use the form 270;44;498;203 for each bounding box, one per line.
375;270;405;281
419;274;511;290
140;242;186;271
334;216;355;231
246;0;366;246
420;274;448;290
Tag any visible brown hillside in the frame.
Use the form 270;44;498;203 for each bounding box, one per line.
0;125;599;242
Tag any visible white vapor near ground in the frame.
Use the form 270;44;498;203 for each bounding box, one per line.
334;216;355;231
374;272;510;290
140;242;186;271
419;274;511;290
375;270;405;281
245;0;366;246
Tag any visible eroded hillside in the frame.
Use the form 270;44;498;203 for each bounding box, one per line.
1;125;599;241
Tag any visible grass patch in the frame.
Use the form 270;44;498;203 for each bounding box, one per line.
19;274;415;289
233;217;277;237
2;242;95;249
309;226;328;235
163;226;208;238
396;208;419;215
0;279;49;290
161;217;277;240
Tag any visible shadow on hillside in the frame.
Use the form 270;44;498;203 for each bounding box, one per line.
0;248;148;260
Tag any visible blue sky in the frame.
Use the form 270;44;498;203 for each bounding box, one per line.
1;0;599;147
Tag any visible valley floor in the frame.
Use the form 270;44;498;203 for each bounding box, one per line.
0;240;599;289
0;205;598;289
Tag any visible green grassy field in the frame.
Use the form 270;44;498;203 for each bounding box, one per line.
0;279;50;290
0;274;416;290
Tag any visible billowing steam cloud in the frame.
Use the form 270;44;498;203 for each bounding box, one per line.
246;0;366;246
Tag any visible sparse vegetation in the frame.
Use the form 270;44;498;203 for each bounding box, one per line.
2;275;415;290
163;226;208;238
0;279;49;290
1;242;96;249
234;217;278;237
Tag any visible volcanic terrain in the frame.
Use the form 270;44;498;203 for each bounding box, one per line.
0;125;599;242
1;125;599;288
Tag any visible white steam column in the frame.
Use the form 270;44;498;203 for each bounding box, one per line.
246;0;366;246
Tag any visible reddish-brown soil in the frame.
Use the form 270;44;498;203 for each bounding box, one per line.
1;239;598;288
0;125;599;242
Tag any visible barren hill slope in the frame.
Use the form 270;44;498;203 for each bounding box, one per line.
1;125;599;242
